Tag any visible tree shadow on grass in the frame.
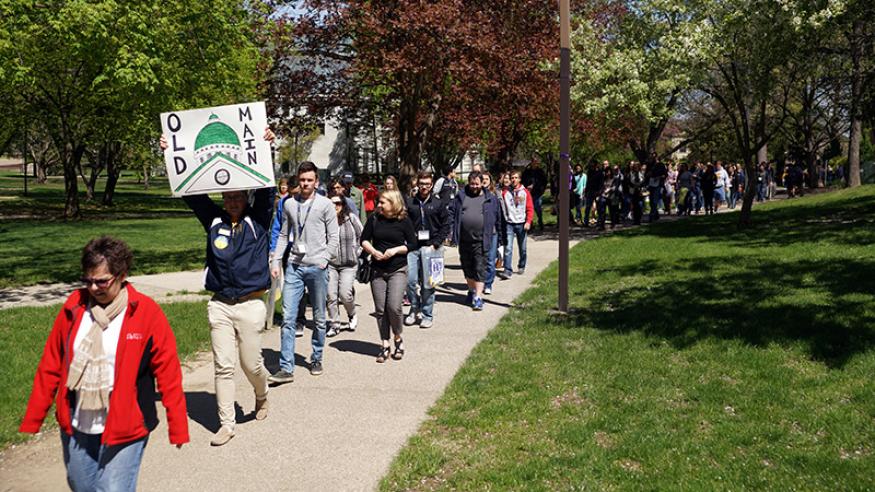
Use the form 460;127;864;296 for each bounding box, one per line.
562;256;875;369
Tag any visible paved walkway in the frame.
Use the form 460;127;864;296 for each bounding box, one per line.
0;237;573;491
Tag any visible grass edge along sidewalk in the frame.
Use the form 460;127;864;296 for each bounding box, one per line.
0;300;210;450
380;186;875;491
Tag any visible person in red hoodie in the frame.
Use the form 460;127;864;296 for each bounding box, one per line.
20;236;188;492
360;174;380;218
498;169;534;280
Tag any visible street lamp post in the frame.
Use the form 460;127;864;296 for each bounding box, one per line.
558;0;571;313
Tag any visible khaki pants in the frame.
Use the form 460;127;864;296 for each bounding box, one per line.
207;298;269;428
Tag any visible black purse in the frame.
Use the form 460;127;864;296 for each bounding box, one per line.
356;254;374;283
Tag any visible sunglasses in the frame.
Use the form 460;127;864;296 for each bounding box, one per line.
331;200;343;205
80;276;116;288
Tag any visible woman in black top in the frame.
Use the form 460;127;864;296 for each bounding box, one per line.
361;190;417;362
701;164;717;215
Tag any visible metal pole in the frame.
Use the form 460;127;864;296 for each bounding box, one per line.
558;0;571;313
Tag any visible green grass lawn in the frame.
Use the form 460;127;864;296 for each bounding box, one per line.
0;171;189;218
0;300;210;449
0;217;206;288
381;186;875;490
0;170;210;288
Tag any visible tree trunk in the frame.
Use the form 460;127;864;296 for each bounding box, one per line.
756;143;768;167
738;155;757;227
846;18;863;187
102;142;122;206
64;144;86;219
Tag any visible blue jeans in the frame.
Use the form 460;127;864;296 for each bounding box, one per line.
407;247;441;321
583;195;597;225
281;263;328;370
648;186;661;221
504;223;528;274
485;234;498;289
62;431;148;492
532;195;544;228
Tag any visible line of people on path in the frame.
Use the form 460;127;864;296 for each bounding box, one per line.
562;157;782;229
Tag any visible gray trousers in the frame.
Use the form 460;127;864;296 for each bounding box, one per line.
370;266;407;340
327;264;357;322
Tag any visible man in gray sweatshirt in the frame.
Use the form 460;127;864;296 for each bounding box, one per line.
269;162;339;381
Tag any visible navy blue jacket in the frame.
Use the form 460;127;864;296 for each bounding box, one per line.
449;188;506;250
184;188;275;299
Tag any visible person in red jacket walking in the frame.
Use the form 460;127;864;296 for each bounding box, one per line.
498;169;534;279
20;236;188;492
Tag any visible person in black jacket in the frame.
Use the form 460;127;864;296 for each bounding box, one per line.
521;157;548;231
404;171;449;329
160;129;274;447
583;160;606;227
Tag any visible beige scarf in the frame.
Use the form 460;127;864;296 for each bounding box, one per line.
65;286;128;411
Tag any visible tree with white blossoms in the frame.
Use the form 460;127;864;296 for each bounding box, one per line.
570;0;710;165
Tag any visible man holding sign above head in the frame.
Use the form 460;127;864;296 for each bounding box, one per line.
269;162;339;383
159;102;276;447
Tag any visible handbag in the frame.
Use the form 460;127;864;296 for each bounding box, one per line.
356;254;374;283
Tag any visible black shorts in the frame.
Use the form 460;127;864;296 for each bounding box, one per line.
459;240;487;282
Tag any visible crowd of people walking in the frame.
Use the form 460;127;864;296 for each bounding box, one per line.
22;129;812;489
563;156;789;230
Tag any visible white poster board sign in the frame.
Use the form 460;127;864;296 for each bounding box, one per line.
161;102;275;196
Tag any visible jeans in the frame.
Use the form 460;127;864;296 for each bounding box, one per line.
327;264;356;323
484;235;498;289
532;194;544;228
280;263;328;371
407;248;440;321
729;189;740;209
504;223;528;274
648;186;662;221
62;431;148;492
583;195;597;225
371;266;407;340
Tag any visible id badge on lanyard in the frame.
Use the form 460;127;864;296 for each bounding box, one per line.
418;199;430;242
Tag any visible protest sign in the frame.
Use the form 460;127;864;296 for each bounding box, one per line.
161;102;275;196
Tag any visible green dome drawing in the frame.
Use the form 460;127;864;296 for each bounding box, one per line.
194;114;240;151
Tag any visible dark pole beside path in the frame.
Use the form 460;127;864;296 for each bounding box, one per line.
558;0;571;313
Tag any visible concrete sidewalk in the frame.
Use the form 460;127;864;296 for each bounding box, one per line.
0;238;570;492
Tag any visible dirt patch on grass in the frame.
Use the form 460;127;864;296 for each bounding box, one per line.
552;387;587;408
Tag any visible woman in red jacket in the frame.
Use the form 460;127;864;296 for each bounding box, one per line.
20;236;189;492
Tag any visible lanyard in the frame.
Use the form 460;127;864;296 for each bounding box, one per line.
296;196;314;237
417;196;428;230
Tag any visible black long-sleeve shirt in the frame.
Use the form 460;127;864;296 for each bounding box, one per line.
361;214;417;272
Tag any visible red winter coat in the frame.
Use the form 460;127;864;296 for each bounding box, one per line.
20;284;189;446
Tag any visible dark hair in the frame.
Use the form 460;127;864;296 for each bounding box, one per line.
468;170;483;182
328;186;351;224
82;236;134;277
297;161;318;177
416;171;433;181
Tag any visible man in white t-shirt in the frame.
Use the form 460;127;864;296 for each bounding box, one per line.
714;161;729;211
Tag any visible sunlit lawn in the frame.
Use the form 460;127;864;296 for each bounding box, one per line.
381;186;875;490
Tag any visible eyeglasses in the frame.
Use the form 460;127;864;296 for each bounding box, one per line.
80;276;116;288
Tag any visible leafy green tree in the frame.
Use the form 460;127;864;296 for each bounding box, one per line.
0;0;263;217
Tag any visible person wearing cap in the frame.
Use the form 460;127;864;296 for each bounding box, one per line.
341;171;367;223
160;130;275;447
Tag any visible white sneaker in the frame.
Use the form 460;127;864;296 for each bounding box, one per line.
404;313;420;326
348;315;358;331
210;425;235;446
483;287;492;295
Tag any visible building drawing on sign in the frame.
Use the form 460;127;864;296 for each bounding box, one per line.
175;114;270;194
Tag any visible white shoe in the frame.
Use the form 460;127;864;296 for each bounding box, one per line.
404;313;420;326
348;315;358;331
483;287;492;295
